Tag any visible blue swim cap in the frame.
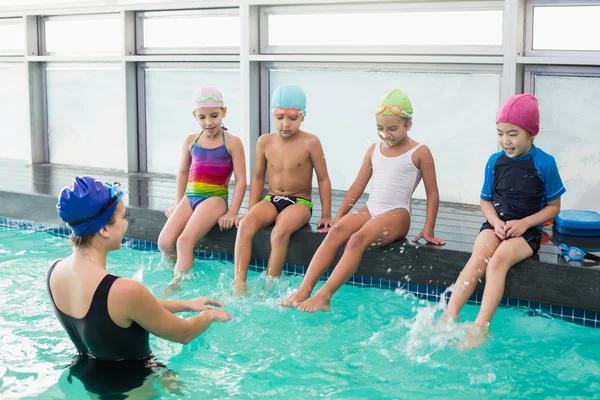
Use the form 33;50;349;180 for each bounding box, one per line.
270;84;307;116
57;176;124;237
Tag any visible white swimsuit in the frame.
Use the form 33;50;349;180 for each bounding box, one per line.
365;141;423;217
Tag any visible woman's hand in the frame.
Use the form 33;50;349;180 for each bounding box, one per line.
185;297;223;312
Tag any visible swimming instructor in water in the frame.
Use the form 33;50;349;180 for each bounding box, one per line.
47;176;232;362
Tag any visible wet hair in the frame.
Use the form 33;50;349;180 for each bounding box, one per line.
399;116;411;127
70;211;117;248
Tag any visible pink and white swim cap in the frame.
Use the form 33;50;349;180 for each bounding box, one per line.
192;87;225;112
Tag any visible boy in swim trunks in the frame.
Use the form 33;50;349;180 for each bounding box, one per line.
233;84;333;293
444;94;566;349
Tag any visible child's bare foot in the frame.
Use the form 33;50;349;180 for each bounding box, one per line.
297;292;331;313
233;280;247;296
440;311;457;323
456;323;490;351
279;288;311;308
162;282;181;297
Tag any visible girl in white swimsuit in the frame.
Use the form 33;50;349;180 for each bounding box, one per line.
281;88;445;312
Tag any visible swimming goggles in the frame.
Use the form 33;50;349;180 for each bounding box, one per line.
194;94;223;104
272;106;303;118
559;243;600;263
68;182;124;227
376;104;406;116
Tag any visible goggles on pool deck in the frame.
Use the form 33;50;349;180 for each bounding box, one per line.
68;182;124;227
272;106;303;118
559;243;600;263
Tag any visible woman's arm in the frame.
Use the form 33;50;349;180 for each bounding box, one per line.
114;279;231;344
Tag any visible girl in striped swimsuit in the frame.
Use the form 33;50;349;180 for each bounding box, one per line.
158;87;246;279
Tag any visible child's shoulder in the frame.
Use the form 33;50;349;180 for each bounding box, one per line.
531;146;557;162
184;132;199;145
485;150;505;166
223;130;241;143
531;146;560;173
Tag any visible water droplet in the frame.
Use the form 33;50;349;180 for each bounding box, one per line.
387;268;392;273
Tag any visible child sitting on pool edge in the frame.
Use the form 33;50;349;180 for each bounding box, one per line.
281;88;445;312
443;94;566;349
157;87;246;282
233;84;334;294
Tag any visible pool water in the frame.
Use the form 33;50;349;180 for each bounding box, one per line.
1;226;599;399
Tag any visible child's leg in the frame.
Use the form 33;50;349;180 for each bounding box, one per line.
474;237;533;327
265;203;312;278
280;207;371;307
158;198;193;262
298;208;410;312
173;196;227;276
233;200;278;290
445;229;501;320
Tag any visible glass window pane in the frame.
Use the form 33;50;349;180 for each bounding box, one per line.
267;10;502;47
0;18;24;55
44;15;121;55
141;12;240;51
46;63;125;169
0;63;29;160
144;65;241;174
269;69;500;205
533;6;600;51
534;75;600;212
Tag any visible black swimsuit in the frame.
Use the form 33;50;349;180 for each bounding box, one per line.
47;260;169;397
47;260;151;361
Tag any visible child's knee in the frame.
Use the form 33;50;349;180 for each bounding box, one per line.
487;253;513;274
237;216;258;237
176;234;196;250
270;226;291;244
158;235;176;253
347;231;368;250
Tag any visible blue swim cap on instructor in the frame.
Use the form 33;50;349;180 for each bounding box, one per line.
270;84;307;116
57;176;124;237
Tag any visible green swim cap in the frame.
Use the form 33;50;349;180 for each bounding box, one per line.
270;84;307;116
377;89;413;119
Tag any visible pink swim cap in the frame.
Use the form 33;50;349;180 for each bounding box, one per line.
496;94;540;136
192;87;225;112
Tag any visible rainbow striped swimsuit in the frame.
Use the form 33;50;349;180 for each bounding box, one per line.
184;131;233;210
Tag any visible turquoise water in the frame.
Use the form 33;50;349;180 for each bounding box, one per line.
1;226;599;399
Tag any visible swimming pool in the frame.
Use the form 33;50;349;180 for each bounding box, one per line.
1;225;599;399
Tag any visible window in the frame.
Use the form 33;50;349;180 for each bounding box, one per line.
137;10;240;54
262;4;502;54
143;64;241;174
42;14;121;55
0;63;29;160
0;18;25;56
532;6;600;52
533;73;600;212
45;63;125;169
268;66;501;204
